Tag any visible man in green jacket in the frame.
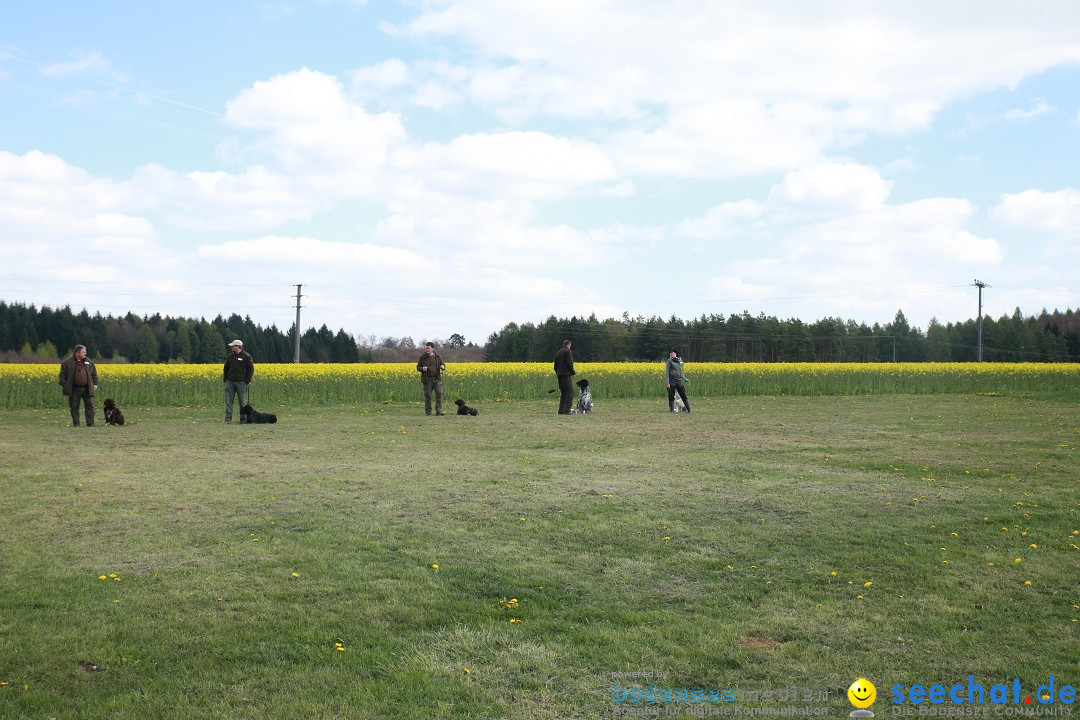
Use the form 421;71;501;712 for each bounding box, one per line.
58;344;98;427
417;342;446;416
223;339;255;424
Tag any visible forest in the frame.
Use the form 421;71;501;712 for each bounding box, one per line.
0;301;1077;363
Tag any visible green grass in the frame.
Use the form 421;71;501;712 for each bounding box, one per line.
1;394;1078;718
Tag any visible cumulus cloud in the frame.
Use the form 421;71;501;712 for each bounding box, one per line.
990;188;1080;233
682;163;1003;322
387;1;1080;178
224;68;406;192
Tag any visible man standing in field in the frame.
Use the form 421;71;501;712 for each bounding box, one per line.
554;339;575;415
58;344;98;427
417;341;446;416
665;348;691;413
223;339;254;424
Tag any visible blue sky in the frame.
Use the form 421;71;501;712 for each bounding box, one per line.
2;1;1079;347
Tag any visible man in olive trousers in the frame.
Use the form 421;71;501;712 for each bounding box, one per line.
58;344;98;427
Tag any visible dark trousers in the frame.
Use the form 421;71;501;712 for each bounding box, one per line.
557;375;574;414
224;380;249;421
423;379;443;415
667;381;690;412
68;387;95;426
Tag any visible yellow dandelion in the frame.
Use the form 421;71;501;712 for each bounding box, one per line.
463;667;471;674
291;572;299;578
863;582;873;587
830;571;837;577
509;618;522;623
98;575;107;580
856;595;864;599
988;562;995;567
1029;544;1037;549
1014;557;1022;564
1024;581;1033;586
662;536;671;542
431;564;439;570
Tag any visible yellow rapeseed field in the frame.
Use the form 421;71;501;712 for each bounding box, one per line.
1;362;1077;409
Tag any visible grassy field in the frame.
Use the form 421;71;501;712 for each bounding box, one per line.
1;393;1078;718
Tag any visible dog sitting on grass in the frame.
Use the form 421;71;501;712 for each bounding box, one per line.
102;398;125;426
239;404;277;424
454;399;479;416
575;378;594;414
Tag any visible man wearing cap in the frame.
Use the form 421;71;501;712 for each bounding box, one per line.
223;340;254;424
665;349;691;413
58;344;99;427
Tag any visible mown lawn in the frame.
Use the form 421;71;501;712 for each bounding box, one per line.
1;394;1077;718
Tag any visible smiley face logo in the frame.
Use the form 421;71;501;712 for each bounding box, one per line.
848;678;877;709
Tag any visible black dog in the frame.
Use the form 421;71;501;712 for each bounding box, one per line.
454;399;479;416
239;404;277;424
103;398;125;426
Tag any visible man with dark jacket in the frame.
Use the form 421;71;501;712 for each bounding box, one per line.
223;339;255;424
554;339;575;415
665;348;691;413
417;342;446;416
58;344;98;427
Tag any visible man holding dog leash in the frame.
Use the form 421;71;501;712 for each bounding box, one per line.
417;341;446;416
223;339;254;424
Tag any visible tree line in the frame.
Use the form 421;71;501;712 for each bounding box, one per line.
484;309;1080;363
2;300;1077;364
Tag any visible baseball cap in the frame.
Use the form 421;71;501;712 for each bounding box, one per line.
228;340;243;347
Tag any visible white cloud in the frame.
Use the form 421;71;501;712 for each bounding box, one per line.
991;188;1080;233
196;235;423;275
1004;100;1054;121
388;1;1080;180
224;68;406;192
680;200;766;238
769;163;892;215
39;51;109;77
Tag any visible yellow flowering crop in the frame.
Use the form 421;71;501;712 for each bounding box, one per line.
3;361;1078;409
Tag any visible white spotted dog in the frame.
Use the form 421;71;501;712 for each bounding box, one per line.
672;393;687;413
575;378;594;414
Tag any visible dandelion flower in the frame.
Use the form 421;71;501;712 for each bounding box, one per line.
863;582;873;587
1024;581;1033;586
1015;557;1022;564
431;564;439;570
1029;544;1037;549
830;571;837;577
291;572;299;578
463;667;471;674
98;575;106;580
662;536;671;542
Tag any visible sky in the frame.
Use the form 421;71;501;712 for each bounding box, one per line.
2;1;1079;347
